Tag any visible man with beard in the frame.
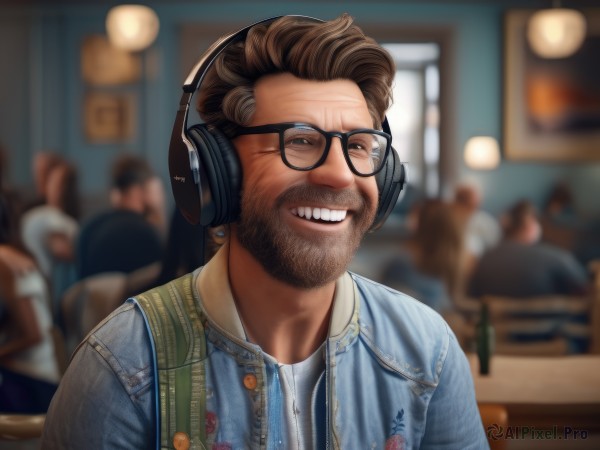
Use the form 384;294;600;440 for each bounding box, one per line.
42;15;487;450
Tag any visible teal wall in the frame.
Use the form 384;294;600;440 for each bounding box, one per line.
1;1;599;217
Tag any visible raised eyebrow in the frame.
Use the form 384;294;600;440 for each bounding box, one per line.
288;123;377;134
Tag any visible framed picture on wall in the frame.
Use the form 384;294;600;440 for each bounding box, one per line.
503;9;600;161
81;35;141;86
83;92;136;143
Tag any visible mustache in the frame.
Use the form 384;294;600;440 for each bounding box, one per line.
275;184;369;212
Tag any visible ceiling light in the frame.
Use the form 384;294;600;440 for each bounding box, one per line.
464;136;500;170
527;6;586;58
106;5;160;52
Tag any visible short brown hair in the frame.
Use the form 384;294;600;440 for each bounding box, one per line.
111;154;153;192
197;14;395;137
504;200;537;237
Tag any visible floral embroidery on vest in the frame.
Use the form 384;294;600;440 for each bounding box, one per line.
211;443;232;450
206;411;218;435
384;409;406;450
204;410;231;450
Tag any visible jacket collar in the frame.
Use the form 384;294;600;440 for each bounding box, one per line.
195;242;357;342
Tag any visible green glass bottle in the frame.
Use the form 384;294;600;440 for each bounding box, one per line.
476;302;495;375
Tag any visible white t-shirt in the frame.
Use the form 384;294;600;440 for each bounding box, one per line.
21;205;78;277
0;270;60;383
275;345;325;450
466;210;501;257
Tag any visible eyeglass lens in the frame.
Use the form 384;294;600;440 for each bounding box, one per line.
282;126;386;175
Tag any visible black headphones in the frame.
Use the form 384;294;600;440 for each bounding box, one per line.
168;15;406;230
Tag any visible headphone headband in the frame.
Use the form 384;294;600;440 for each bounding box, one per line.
168;15;406;227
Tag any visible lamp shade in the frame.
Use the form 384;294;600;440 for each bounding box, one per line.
527;8;586;58
464;136;500;170
106;5;159;52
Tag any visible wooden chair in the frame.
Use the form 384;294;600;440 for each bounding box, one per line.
478;404;508;450
0;414;45;440
61;263;161;356
589;259;600;353
483;294;595;356
453;293;600;356
61;272;127;355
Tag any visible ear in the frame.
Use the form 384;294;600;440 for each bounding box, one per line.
109;188;121;207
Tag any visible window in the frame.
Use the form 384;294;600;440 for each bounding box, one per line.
383;43;441;198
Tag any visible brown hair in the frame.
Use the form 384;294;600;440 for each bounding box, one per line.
111;154;154;192
503;200;537;238
51;162;81;220
197;14;395;137
413;199;467;298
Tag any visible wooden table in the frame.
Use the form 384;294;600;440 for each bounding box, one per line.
468;354;600;429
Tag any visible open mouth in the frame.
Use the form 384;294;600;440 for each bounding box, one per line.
291;206;348;223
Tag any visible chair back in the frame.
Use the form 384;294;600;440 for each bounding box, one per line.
0;414;45;440
61;272;127;354
483;294;593;356
60;263;162;356
478;403;508;450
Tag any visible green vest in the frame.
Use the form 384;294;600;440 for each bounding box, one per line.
135;273;207;450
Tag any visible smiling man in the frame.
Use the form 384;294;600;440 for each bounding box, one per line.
42;15;487;450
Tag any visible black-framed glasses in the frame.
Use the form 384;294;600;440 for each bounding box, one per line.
234;122;391;177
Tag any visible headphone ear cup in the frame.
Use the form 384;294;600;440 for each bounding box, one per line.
209;126;242;224
186;124;241;226
373;146;406;230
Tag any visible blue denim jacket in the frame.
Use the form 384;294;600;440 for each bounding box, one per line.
42;246;487;449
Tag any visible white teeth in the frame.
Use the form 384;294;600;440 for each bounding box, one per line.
292;207;347;222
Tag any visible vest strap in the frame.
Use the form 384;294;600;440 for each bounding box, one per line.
136;273;207;449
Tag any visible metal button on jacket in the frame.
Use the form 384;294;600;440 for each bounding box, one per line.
243;373;257;390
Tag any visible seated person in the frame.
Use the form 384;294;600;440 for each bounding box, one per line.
452;183;501;259
382;199;468;313
21;160;80;315
0;194;60;413
468;200;590;298
76;154;164;280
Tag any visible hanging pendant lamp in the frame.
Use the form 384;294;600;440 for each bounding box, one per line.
527;2;586;58
106;4;160;52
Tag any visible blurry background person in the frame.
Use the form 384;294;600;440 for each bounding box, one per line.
543;181;577;226
151;208;207;287
0;142;24;222
75;154;164;280
540;181;600;268
0;192;60;413
24;151;65;211
452;183;501;261
139;208;214;297
539;180;581;254
21;160;80;318
142;174;168;239
382;199;469;313
468;199;590;299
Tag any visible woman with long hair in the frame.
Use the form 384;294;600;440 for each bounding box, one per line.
21;160;80;316
0;193;60;413
382;199;469;312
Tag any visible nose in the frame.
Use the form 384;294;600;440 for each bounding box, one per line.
307;137;354;189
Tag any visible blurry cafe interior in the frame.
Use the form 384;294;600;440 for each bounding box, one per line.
1;0;600;448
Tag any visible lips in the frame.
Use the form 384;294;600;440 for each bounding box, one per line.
291;206;348;222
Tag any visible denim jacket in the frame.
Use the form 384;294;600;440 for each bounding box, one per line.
42;245;487;449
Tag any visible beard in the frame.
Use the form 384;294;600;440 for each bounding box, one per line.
235;184;376;289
